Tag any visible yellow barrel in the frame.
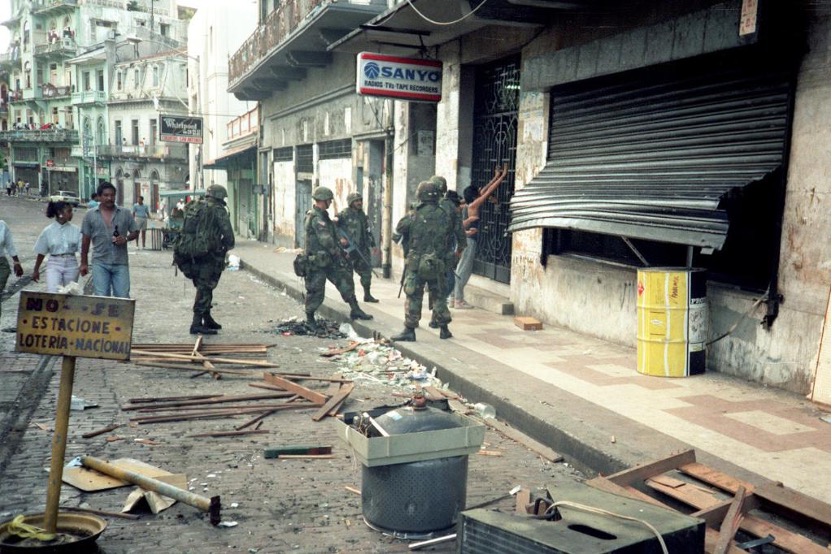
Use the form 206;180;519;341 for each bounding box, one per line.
637;268;708;377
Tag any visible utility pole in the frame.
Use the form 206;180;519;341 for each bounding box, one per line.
150;0;155;37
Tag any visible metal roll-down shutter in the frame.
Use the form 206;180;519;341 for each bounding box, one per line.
509;52;792;250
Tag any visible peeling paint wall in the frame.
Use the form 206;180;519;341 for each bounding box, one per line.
272;160;295;240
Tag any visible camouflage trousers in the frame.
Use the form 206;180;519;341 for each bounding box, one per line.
402;269;451;329
304;262;357;314
349;249;373;289
183;255;225;315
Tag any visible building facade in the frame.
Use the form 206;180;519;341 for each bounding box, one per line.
0;0;190;204
232;0;829;397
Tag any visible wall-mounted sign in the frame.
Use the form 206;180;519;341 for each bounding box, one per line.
356;52;442;103
16;292;135;360
159;115;203;144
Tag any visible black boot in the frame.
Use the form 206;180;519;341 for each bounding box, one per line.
306;312;318;328
203;311;222;330
428;318;439;329
363;285;379;303
439;325;452;340
190;314;217;335
349;300;373;320
391;327;416;342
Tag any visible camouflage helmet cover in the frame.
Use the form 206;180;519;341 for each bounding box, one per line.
206;184;228;200
429;175;447;195
312;186;334;201
347;192;362;205
416;180;439;203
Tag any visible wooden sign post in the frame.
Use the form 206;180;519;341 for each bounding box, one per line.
16;292;134;536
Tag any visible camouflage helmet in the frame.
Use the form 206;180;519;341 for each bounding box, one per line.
416;180;439;203
347;192;362;205
206;184;228;200
312;186;334;201
429;175;447;195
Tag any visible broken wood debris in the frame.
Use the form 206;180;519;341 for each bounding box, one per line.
264;445;333;458
82;423;123;439
586;449;831;554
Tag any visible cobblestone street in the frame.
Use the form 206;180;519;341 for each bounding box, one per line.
0;197;584;553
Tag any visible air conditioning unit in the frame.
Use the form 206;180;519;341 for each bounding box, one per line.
458;483;704;554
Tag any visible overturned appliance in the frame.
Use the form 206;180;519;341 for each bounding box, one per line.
339;396;485;539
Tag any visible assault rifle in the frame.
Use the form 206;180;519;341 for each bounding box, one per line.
337;227;380;278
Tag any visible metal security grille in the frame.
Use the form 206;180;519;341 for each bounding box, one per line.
273;147;292;162
296;144;313;173
318;138;352;160
471;56;519;284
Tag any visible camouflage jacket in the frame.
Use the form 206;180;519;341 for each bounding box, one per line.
396;202;453;266
304;206;342;268
439;197;466;253
337;206;374;252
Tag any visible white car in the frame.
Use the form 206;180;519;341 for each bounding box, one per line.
49;190;80;207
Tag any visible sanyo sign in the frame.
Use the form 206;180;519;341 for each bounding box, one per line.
356;52;443;103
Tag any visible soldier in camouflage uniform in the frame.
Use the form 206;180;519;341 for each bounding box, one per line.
180;184;235;335
391;181;456;342
337;192;378;303
427;175;466;328
304;186;373;327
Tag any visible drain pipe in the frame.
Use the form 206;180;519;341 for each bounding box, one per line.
381;100;394;279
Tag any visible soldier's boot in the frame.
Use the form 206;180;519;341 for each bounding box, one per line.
305;312;318;328
391;327;416;342
349;300;373;320
190;313;217;335
439;325;453;340
428;315;439;329
363;285;379;303
203;311;222;330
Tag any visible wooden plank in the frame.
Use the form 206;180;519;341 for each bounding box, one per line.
755;481;832;528
263;373;328;405
647;476;827;554
122;393;294;411
264;445;333;458
714;486;746;554
312;383;355;422
189;429;270;438
646;475;726;509
131;349;281;367
320;342;360;357
134;361;257;376
483;418;563;463
603;449;697;487
514;316;543;331
679;462;755;494
515;488;532;514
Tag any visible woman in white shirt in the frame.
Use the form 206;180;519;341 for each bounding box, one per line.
31;201;82;292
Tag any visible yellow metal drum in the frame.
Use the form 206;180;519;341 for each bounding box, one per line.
637;268;708;377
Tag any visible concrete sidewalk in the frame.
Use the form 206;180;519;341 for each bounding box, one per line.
233;239;830;504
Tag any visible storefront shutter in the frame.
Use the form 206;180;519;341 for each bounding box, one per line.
509;53;792;250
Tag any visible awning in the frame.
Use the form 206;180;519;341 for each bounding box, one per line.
509;52;792;251
203;141;256;169
159;189;206;199
13;162;40;168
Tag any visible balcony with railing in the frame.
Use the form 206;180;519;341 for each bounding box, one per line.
42;83;73;99
97;143;188;161
228;0;387;101
0;128;79;143
33;0;78;15
227;107;259;141
72;90;107;105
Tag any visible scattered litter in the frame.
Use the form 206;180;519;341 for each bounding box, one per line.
58;281;84;295
227;254;241;270
71;395;99;411
271;318;347;338
217;521;238;528
230;502;239;508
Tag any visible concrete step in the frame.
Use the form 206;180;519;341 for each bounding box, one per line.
464;286;514;316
